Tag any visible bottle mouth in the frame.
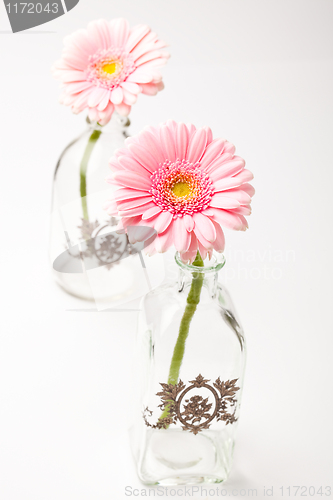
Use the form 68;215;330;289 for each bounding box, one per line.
175;252;226;274
86;113;130;131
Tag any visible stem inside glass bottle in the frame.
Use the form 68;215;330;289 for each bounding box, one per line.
159;251;205;422
79;129;102;220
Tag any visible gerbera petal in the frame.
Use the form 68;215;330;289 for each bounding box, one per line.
205;153;234;174
211;220;226;252
111;87;124;105
220;188;252;205
127;225;156;244
203;127;213;145
98;19;113;48
119;201;156;217
173;218;191;252
212;167;251;189
114;188;152;201
121;216;143;229
97;102;114;124
213;176;248;192
135;50;164;66
155;72;164;85
193;225;214;250
140;83;159;96
237;214;249;230
113;171;152;191
180;232;199;264
114;103;131;116
62;51;88;70
165;120;178;135
128;143;160;173
200;139;226;170
104;198;118;215
143;238;158;257
126;24;150;52
160;125;176;161
154;74;165;86
231;169;254;183
97;90;111;111
138;61;166;75
127;70;153;84
232;205;252;216
87;19;110;50
130;31;159;60
152;39;168;50
88;107;98;122
187;123;197;140
59;70;85;83
117;196;153;211
209;158;245;180
139;131;166;165
197;241;208;260
223;142;236;155
118;155;151;176
87;86;108;108
154;227;174;253
110;18;130;47
115;219;125;232
144;125;160;139
193;212;216;243
64;81;93;94
124;136;141;147
201;207;215;216
121;81;141;94
71;88;91;110
142;205;162;220
122;89;138;105
175;123;189;160
240;183;255;197
210;194;240;209
152;211;173;233
187;128;207;163
106;161;122;177
183;214;194;232
205;208;244;231
64;29;98;56
116;143;135;156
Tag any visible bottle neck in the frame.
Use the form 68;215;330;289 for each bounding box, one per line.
87;112;130;136
175;252;225;297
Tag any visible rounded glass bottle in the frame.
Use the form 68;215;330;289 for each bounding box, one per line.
132;252;246;485
49;113;140;302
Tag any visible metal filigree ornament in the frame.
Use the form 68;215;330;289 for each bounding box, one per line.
74;216;135;270
143;374;240;435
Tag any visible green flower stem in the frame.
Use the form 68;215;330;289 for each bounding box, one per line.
80;129;102;220
159;251;205;422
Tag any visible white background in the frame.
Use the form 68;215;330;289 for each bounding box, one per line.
0;1;332;499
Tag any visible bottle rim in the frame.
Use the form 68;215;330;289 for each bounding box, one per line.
175;251;226;274
86;112;130;132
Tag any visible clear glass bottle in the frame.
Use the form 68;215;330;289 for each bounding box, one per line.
49;113;139;302
132;252;246;485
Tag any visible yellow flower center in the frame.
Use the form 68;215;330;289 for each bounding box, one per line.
171;182;192;198
102;62;117;75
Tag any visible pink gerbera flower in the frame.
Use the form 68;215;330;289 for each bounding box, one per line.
105;121;254;263
53;18;169;125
